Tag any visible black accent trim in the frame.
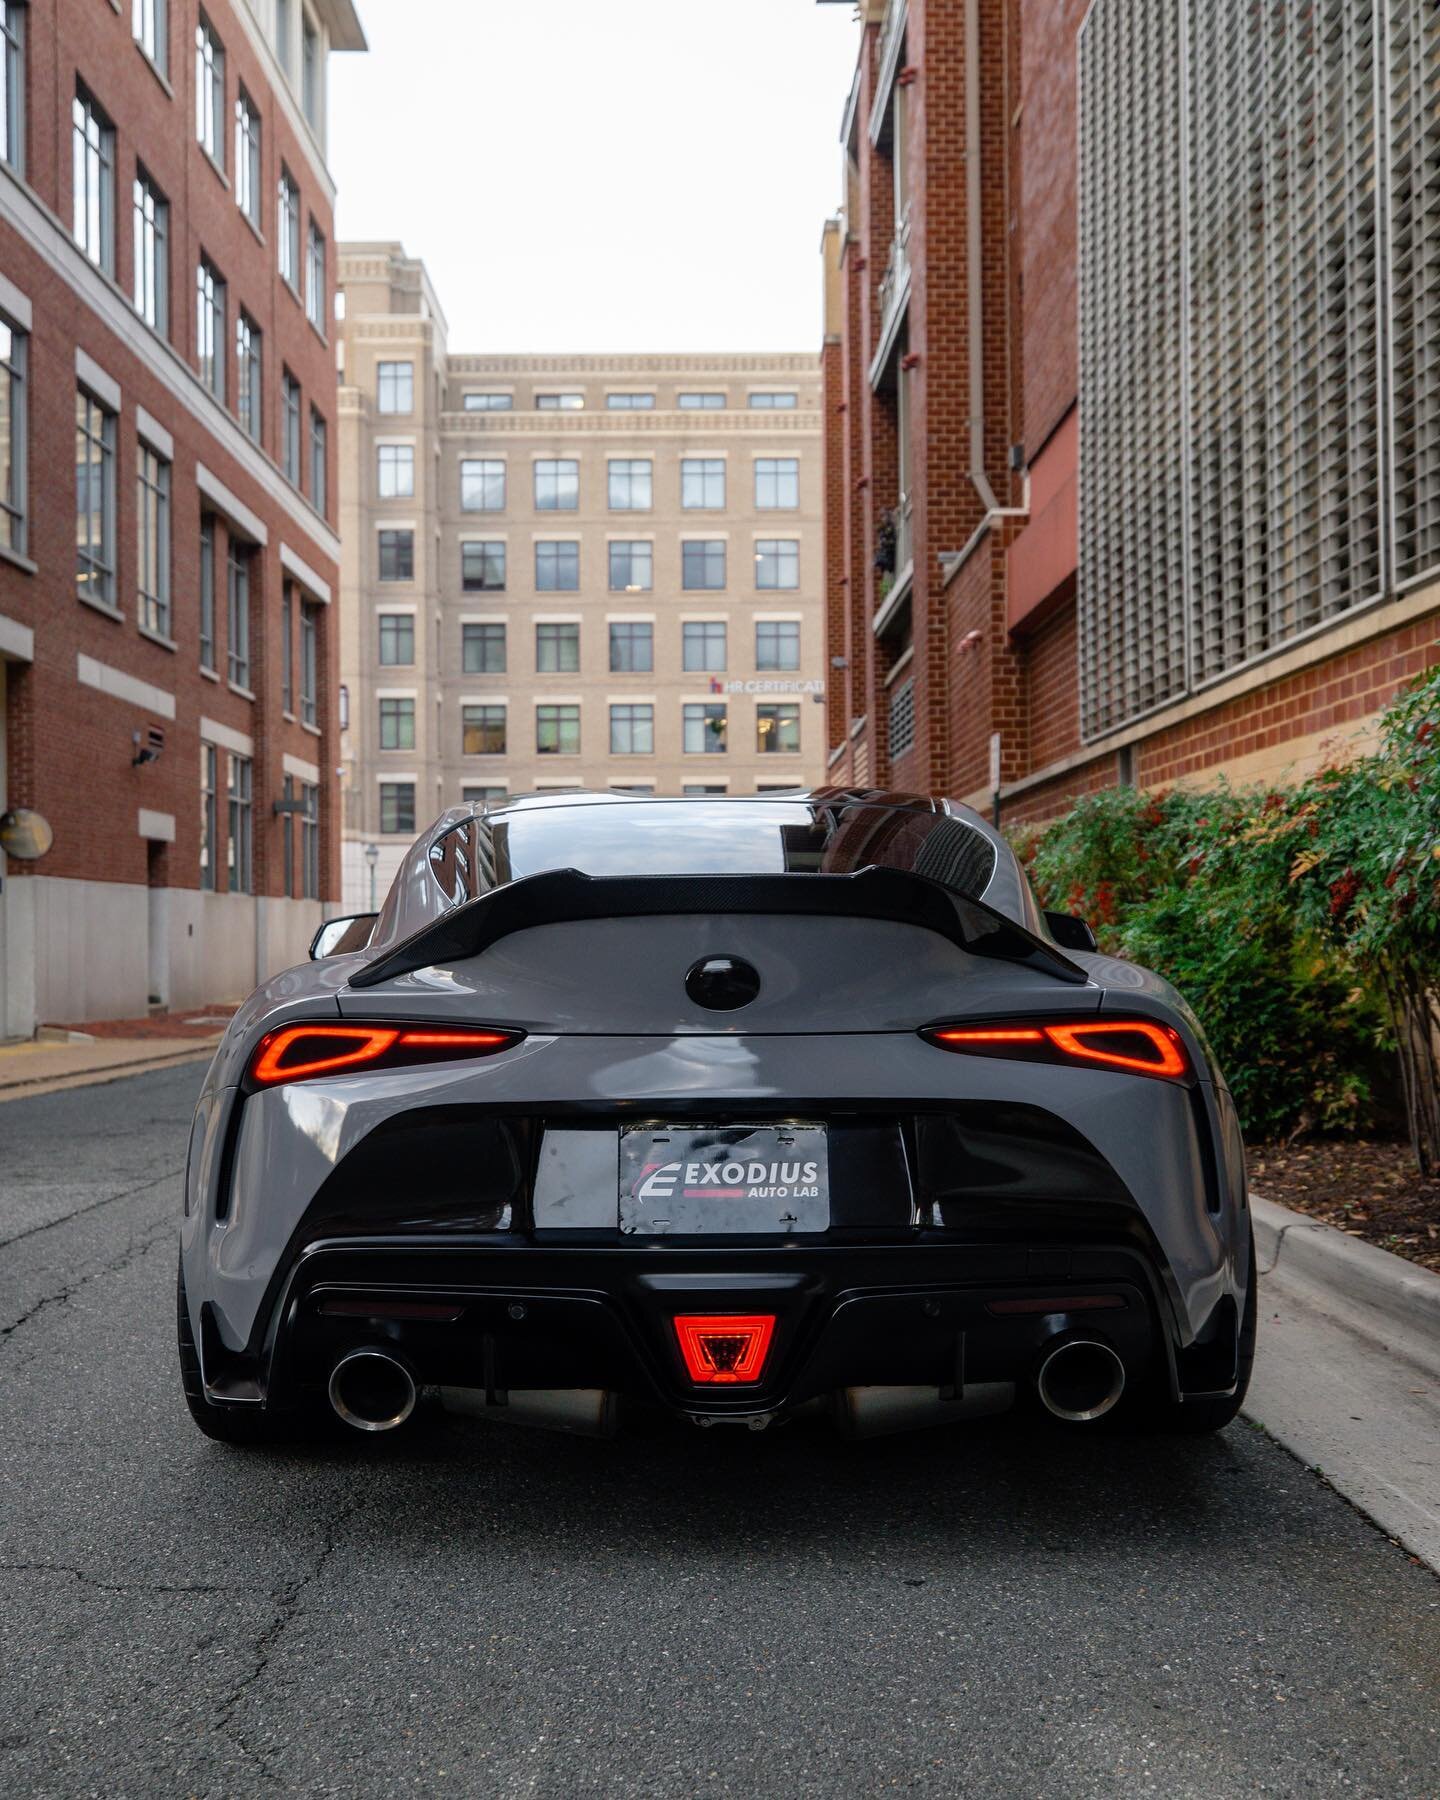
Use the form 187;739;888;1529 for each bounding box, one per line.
348;867;1088;990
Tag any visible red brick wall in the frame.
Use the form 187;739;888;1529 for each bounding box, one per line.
1;0;341;902
1016;0;1086;458
1004;752;1119;827
1022;590;1080;770
1139;616;1440;787
821;335;846;758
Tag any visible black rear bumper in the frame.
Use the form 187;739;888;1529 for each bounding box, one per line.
227;1236;1210;1421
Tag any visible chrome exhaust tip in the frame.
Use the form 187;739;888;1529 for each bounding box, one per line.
328;1348;418;1433
1036;1337;1126;1423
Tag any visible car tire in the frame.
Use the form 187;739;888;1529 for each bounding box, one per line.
176;1253;279;1446
1139;1223;1258;1435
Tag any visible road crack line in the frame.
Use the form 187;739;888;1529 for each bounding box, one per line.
212;1495;369;1783
0;1168;184;1255
0;1561;255;1598
0;1211;176;1350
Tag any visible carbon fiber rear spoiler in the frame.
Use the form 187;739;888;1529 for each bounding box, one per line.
347;866;1089;990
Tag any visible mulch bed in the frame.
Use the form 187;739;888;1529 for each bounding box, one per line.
1249;1138;1440;1275
47;1006;238;1041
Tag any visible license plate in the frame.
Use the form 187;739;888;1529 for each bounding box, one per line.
619;1124;829;1236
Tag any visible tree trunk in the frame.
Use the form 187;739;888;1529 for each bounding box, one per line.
1387;966;1440;1178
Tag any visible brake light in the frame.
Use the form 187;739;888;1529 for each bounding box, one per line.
924;1018;1189;1081
249;1023;521;1087
673;1315;776;1385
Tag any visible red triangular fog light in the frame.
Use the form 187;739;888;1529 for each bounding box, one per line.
673;1315;776;1385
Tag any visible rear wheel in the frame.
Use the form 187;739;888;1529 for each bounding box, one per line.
176;1254;280;1446
1136;1224;1258;1435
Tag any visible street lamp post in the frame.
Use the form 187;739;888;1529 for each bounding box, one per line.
364;842;379;911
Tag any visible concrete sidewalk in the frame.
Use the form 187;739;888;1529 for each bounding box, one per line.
1246;1193;1440;1570
0;1007;233;1101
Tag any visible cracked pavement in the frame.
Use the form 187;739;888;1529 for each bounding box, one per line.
2;1065;1440;1797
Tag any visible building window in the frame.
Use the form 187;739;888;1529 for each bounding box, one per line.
609;621;652;672
198;514;216;669
755;539;799;590
608;458;652;511
461;457;505;511
72;88;114;273
0;315;25;556
300;781;319;899
226;540;251;687
281;369;301;482
226;753;252;892
305;218;325;328
682;540;726;590
236;312;261;440
887;676;915;761
462;704;506;755
682;621;726;672
608;541;652;592
299;599;317;725
234;90;260;226
75;389;116;606
301;10;318;124
606;393;654;410
610;703;653;755
380;781;415;835
683;784;727;795
682;458;726;510
278;168;300;287
756;458;799;509
756;620;800;670
461;541;505;590
378;612;414;666
683;703;727;754
678;392;725;410
379;695;414;750
2;1;24;173
463;392;512;411
378;528;414;581
463;785;507;808
535;392;583;410
309;407;326;511
377;360;413;414
132;173;168;336
535;458;579;510
196;257;225;402
280;582;293;711
757;702;800;754
199;743;217;890
195;17;224;169
536;621;579;672
136;443;170;637
462;621;505;673
749;392;798;409
377;442;413;499
536;704;580;756
535;541;579;591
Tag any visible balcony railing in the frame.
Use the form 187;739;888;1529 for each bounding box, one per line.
877;0;907;97
876;208;912;360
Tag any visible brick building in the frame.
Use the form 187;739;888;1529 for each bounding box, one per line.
0;0;364;1034
337;244;827;910
820;0;1440;822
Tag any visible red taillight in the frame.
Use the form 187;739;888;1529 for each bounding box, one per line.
925;1018;1189;1081
672;1315;776;1385
249;1023;520;1087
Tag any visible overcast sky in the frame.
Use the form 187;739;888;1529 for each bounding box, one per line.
329;0;862;355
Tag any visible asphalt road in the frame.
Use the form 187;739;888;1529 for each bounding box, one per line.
2;1065;1438;1799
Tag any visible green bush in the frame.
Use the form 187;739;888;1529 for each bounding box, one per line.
1017;662;1440;1156
1019;787;1375;1139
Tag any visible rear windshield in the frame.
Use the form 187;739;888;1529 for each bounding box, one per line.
428;800;997;909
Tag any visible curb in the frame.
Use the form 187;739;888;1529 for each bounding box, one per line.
1251;1192;1440;1381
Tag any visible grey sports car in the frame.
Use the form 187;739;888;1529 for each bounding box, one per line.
178;790;1255;1444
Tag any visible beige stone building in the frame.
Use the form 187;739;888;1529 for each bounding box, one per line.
336;243;827;908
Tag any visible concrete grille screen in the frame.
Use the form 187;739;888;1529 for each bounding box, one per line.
1078;0;1437;741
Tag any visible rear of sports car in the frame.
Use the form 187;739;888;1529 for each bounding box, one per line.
178;794;1254;1445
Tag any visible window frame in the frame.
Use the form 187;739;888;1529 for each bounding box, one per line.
226;538;251;688
0;313;26;557
299;598;318;726
199;742;218;890
682;539;726;591
198;513;216;670
461;621;506;674
378;694;415;752
535;540;579;592
683;702;728;754
309;405;326;511
681;457;726;511
756;457;801;510
132;170;169;337
136;440;171;638
460;457;505;512
234;88;261;228
377;527;414;582
682;620;727;673
608;540;653;592
461;703;507;756
609;702;654;755
75;387;117;608
195;15;225;171
607;458;653;511
379;780;415;836
72;87;115;274
235;310;261;440
536;703;581;756
376;441;414;499
608;620;653;673
461;540;506;591
226;752;252;893
196;256;226;403
378;611;415;667
376;360;414;415
755;619;801;671
757;702;801;754
2;1;25;175
281;368;301;484
535;620;580;673
305;216;325;329
277;167;300;288
534;457;579;511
